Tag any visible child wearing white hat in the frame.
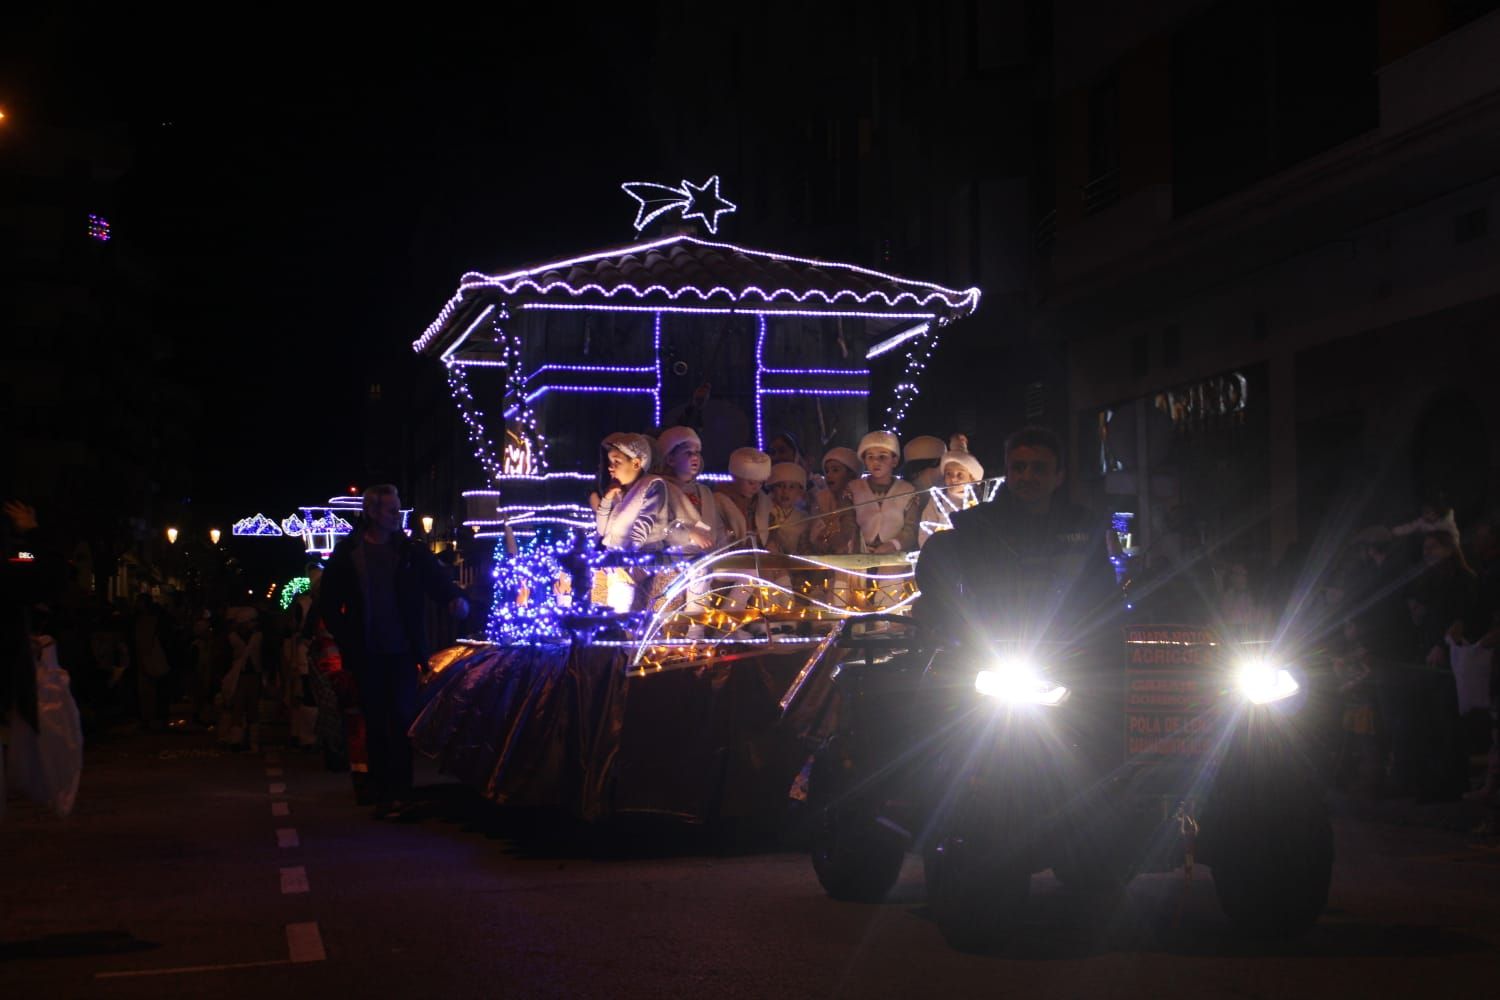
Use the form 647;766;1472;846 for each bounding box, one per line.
846;431;920;554
765;462;813;556
656;425;728;552
715;447;773;545
918;448;986;548
902;434;948;492
810;447;861;555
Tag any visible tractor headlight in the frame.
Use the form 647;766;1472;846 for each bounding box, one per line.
1235;658;1301;705
974;655;1069;707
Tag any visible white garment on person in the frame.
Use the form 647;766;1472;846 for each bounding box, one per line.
665;479;729;550
716;488;769;547
918;484;981;547
848;478;917;552
596;475;672;550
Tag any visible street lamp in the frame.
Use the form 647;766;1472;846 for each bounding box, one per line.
421;515;435;535
166;526;179;545
209;528;222;545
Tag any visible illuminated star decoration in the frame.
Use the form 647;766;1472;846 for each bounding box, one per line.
621;176;738;235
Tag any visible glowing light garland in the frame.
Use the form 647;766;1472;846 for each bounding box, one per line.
866;322;930;360
622;176;738;234
87;213;112;242
520;303;938;320
883;320;946;434
412;235;979;355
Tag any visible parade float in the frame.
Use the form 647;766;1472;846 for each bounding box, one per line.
406;179;985;821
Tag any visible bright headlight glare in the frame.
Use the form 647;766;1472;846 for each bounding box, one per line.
1236;660;1300;705
974;658;1069;707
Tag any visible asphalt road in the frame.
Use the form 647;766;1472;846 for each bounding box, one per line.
3;724;1498;999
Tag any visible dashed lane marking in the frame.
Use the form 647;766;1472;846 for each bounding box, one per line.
271;801;290;817
280;866;310;894
286;921;326;963
269;782;287;795
276;827;300;848
266;767;284;777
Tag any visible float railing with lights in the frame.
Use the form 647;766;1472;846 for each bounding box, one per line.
479;475;1006;669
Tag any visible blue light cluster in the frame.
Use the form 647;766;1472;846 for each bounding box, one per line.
486;534;573;644
233;514;284;537
485;531;677;644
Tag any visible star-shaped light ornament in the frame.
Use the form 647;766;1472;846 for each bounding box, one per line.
680;176;737;234
621;175;738;235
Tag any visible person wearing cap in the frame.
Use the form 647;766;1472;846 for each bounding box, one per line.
902;434;948;492
811;447;861;555
918;448;986;548
715;446;773;545
847;430;920;554
657;425;727;552
765;462;813;556
594;433;673;551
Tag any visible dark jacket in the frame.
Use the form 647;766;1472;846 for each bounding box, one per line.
315;528;466;666
915;488;1119;648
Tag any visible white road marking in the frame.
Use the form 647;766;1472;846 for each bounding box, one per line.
266;767;284;777
97;959;291;979
280;865;310;894
276;827;300;848
271;801;290;817
265;752;282;763
269;782;287;795
286;921;327;963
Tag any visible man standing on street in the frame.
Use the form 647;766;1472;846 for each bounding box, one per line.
316;485;469;819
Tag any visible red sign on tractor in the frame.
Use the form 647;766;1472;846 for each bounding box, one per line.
1124;625;1223;758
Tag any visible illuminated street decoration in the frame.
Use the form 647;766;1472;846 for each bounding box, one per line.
87;213;112;242
278;576;311;611
233;500;408;554
233;514;284;537
622;176;738;235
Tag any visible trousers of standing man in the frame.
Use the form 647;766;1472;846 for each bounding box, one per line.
355;651;421;806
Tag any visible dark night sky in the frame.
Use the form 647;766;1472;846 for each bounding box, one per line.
5;9;671;512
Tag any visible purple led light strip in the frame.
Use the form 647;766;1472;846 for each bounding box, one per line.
519;303;937;320
523;385;658;406
653;312;663;426
760;367;869;377
413;235;979;354
525;364;656;382
754;314;767;448
760;388;869;397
